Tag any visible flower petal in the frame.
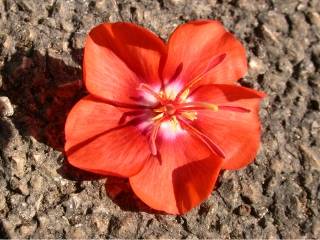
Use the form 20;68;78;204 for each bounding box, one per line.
190;84;265;170
129;132;223;214
84;22;166;103
65;95;150;177
162;20;247;87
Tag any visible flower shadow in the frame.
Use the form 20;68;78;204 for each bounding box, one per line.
105;176;165;214
1;49;84;151
0;48;162;213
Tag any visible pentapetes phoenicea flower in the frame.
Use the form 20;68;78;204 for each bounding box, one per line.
65;20;265;214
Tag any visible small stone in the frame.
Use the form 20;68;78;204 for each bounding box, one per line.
37;215;49;229
19;222;37;238
3;36;15;54
252;205;268;219
0;96;14;117
249;56;266;75
11;156;26;177
241;182;263;204
18;179;29;196
27;194;43;211
311;121;319;137
312;218;320;236
238;0;257;11
262;24;280;44
300;145;320;171
92;215;109;234
63;193;82;214
286;38;305;64
69;226;87;239
167;0;186;5
61;21;74;33
17;202;36;221
10;194;25;208
117;214;139;238
30;175;44;192
0;194;6;210
309;12;320;37
10;177;29;195
235;204;251;216
2;219;18;238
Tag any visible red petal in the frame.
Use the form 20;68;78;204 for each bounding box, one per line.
84;22;166;103
65;96;150;177
162;20;247;87
129;133;223;214
191;84;265;170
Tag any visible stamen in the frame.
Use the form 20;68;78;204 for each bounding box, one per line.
178;102;219;112
150;121;161;156
154;106;166;113
158;91;166;99
181;111;197;121
218;105;251;113
152;112;164;121
179;88;190;102
170;116;179;131
176;53;226;100
137;83;163;104
178;117;226;158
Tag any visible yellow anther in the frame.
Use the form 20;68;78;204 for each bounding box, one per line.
154;106;165;113
158;91;165;99
152;113;164;121
181;111;198;121
171;116;179;131
207;104;219;112
179;88;190;102
165;88;177;101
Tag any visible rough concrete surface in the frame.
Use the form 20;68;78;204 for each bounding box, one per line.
0;0;319;238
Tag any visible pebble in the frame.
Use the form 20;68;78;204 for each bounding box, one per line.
309;11;320;37
0;96;14;117
92;215;109;234
236;204;251;216
68;226;87;239
300;145;320;171
116;214;139;238
0;194;6;210
241;182;263;204
19;222;37;238
11;156;26;177
249;56;266;75
312;218;320;236
167;0;186;5
18;179;30;196
29;175;44;192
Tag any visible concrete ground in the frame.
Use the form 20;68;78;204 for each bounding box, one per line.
0;0;319;238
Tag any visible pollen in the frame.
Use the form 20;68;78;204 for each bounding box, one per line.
179;88;190;102
170;116;179;131
181;111;198;121
152;112;165;121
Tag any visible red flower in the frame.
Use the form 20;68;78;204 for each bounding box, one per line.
65;20;265;214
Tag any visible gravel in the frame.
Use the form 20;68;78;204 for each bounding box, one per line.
0;0;319;238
